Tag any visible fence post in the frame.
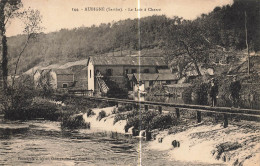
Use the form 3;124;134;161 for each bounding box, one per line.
197;111;201;123
145;105;149;111
175;108;180;118
134;103;139;110
224;113;228;128
158;106;162;114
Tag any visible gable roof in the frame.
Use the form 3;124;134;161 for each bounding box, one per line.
132;73;179;82
88;56;167;66
52;69;74;75
158;69;172;74
35;69;74;75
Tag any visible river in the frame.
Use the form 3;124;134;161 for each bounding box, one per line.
0;120;226;166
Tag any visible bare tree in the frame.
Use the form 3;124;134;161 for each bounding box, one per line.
12;8;43;88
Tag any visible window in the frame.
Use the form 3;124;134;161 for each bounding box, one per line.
106;69;112;76
62;83;68;88
166;80;171;84
144;69;149;73
131;69;137;74
90;70;91;78
125;69;129;74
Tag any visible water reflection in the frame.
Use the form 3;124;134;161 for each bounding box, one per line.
0;121;139;166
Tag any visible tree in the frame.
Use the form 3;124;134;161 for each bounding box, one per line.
165;17;211;77
12;8;43;87
0;0;43;92
0;0;21;91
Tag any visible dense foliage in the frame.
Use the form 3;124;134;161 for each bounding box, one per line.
96;110;107;121
123;110;178;131
5;0;259;74
61;114;90;129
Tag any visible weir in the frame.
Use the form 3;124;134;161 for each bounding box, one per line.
55;94;260;128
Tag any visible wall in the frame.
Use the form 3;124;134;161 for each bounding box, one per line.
88;60;94;90
134;82;145;92
57;74;74;88
49;70;57;89
74;69;88;89
94;65;158;91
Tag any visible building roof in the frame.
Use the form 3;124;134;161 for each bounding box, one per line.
158;69;172;74
36;69;74;75
53;69;74;75
165;83;192;88
88;56;167;66
127;74;134;80
132;73;179;82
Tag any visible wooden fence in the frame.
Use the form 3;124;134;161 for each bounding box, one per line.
57;94;260;128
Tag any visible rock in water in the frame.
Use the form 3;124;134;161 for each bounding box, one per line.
158;137;163;143
172;140;180;148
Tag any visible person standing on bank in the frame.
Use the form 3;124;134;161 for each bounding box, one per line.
229;76;241;108
209;78;218;107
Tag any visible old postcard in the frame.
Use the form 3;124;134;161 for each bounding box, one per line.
0;0;259;165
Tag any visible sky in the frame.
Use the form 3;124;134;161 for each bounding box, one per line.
7;0;233;36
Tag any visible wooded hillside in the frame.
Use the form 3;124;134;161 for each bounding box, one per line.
5;0;260;74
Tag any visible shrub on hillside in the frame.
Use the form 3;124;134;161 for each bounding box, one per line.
96;110;107;121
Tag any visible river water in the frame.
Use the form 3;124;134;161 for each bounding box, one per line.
0;120;225;166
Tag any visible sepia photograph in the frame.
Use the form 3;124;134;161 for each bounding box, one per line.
0;0;259;165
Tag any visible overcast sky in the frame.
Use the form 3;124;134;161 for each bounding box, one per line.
7;0;233;36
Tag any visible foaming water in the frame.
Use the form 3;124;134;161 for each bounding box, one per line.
0;112;226;166
83;106;126;133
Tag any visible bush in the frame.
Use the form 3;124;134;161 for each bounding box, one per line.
182;87;192;104
1;76;35;117
124;116;140;132
98;101;110;108
4;97;61;121
61;114;90;129
86;109;95;117
193;82;209;105
58;97;100;111
149;113;179;130
96;110;107;121
118;104;132;112
124;110;159;131
113;113;126;124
